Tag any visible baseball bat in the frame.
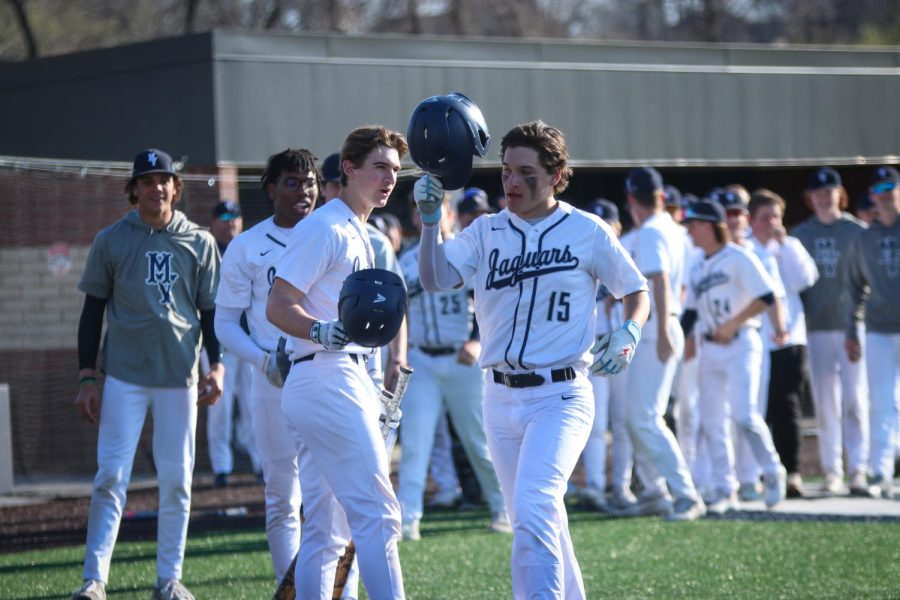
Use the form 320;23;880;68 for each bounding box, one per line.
273;366;414;600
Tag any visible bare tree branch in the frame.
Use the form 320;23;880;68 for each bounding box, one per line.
185;0;200;33
8;0;38;58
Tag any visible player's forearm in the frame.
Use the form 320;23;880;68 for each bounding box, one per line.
266;279;317;340
731;297;769;328
649;272;670;338
214;306;267;369
77;294;107;374
388;316;408;366
621;289;650;329
418;224;463;291
767;297;787;334
199;309;223;364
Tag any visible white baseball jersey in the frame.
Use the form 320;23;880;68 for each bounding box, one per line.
752;235;819;347
274;198;377;359
216;217;293;351
630;212;685;340
442;202;647;371
685;243;778;334
400;241;474;348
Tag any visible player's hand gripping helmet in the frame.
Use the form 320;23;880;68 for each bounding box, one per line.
338;268;408;348
407;92;490;190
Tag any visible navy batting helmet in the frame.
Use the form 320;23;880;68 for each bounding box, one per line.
407;92;490;190
338;268;407;348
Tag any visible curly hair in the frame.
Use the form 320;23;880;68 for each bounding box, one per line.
499;121;573;195
261;148;322;199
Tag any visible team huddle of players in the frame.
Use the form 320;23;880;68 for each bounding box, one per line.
71;119;899;600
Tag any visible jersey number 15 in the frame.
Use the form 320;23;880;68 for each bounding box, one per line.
547;291;570;322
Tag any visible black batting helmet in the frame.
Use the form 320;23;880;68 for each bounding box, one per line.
407;92;490;190
338;268;407;348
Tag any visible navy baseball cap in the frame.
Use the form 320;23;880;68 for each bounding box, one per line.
870;166;900;192
683;200;725;224
808;167;841;190
212;200;241;221
682;193;700;206
458;187;491;215
132;149;176;179
626;166;664;196
664;185;683;208
585;198;619;223
322;153;341;183
709;187;746;211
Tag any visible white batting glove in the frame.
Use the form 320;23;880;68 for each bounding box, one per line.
590;320;642;376
310;319;351;351
413;174;443;225
260;351;285;388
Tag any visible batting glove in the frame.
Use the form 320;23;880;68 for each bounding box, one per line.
414;174;443;225
379;389;402;432
590;320;642;376
310;319;351;351
261;351;285;388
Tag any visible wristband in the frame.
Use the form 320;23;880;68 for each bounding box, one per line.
623;320;642;345
79;376;97;386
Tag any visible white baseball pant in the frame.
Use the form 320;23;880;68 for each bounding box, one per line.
398;348;505;522
674;352;711;493
625;322;698;501
807;330;869;478
429;412;461;499
483;370;593;600
735;346;769;486
582;375;609;492
247;369;302;583
697;329;782;497
206;350;240;475
607;370;634;496
281;352;404;600
865;332;900;481
83;376;196;583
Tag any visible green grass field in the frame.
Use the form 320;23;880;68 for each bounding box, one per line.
3;510;898;599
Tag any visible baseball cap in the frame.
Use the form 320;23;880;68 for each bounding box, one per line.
682;193;700;206
870;166;900;193
131;149;176;179
683;200;725;224
664;185;683;208
584;198;619;223
625;166;664;196
709;187;746;211
808;167;842;190
458;187;491;215
212;200;241;221
322;152;341;183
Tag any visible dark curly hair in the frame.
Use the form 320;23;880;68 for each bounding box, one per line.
500;121;572;195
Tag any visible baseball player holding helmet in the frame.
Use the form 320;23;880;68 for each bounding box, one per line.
681;200;787;513
72;149;222;600
266;126;408;599
213;148;320;583
413;110;649;598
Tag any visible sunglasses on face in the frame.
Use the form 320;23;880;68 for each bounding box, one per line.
871;182;897;194
281;176;317;191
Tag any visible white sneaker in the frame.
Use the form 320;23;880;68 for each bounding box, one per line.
738;481;762;502
848;471;868;496
665;497;706;522
71;580;106;600
823;472;844;496
624;491;673;517
152;579;194;600
579;485;609;512
706;491;739;515
764;466;787;508
867;475;894;500
488;511;512;534
401;519;421;541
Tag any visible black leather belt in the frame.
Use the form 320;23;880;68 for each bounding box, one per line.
418;346;457;357
492;367;576;388
293;353;362;366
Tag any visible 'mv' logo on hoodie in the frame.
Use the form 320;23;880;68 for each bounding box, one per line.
145;251;179;304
